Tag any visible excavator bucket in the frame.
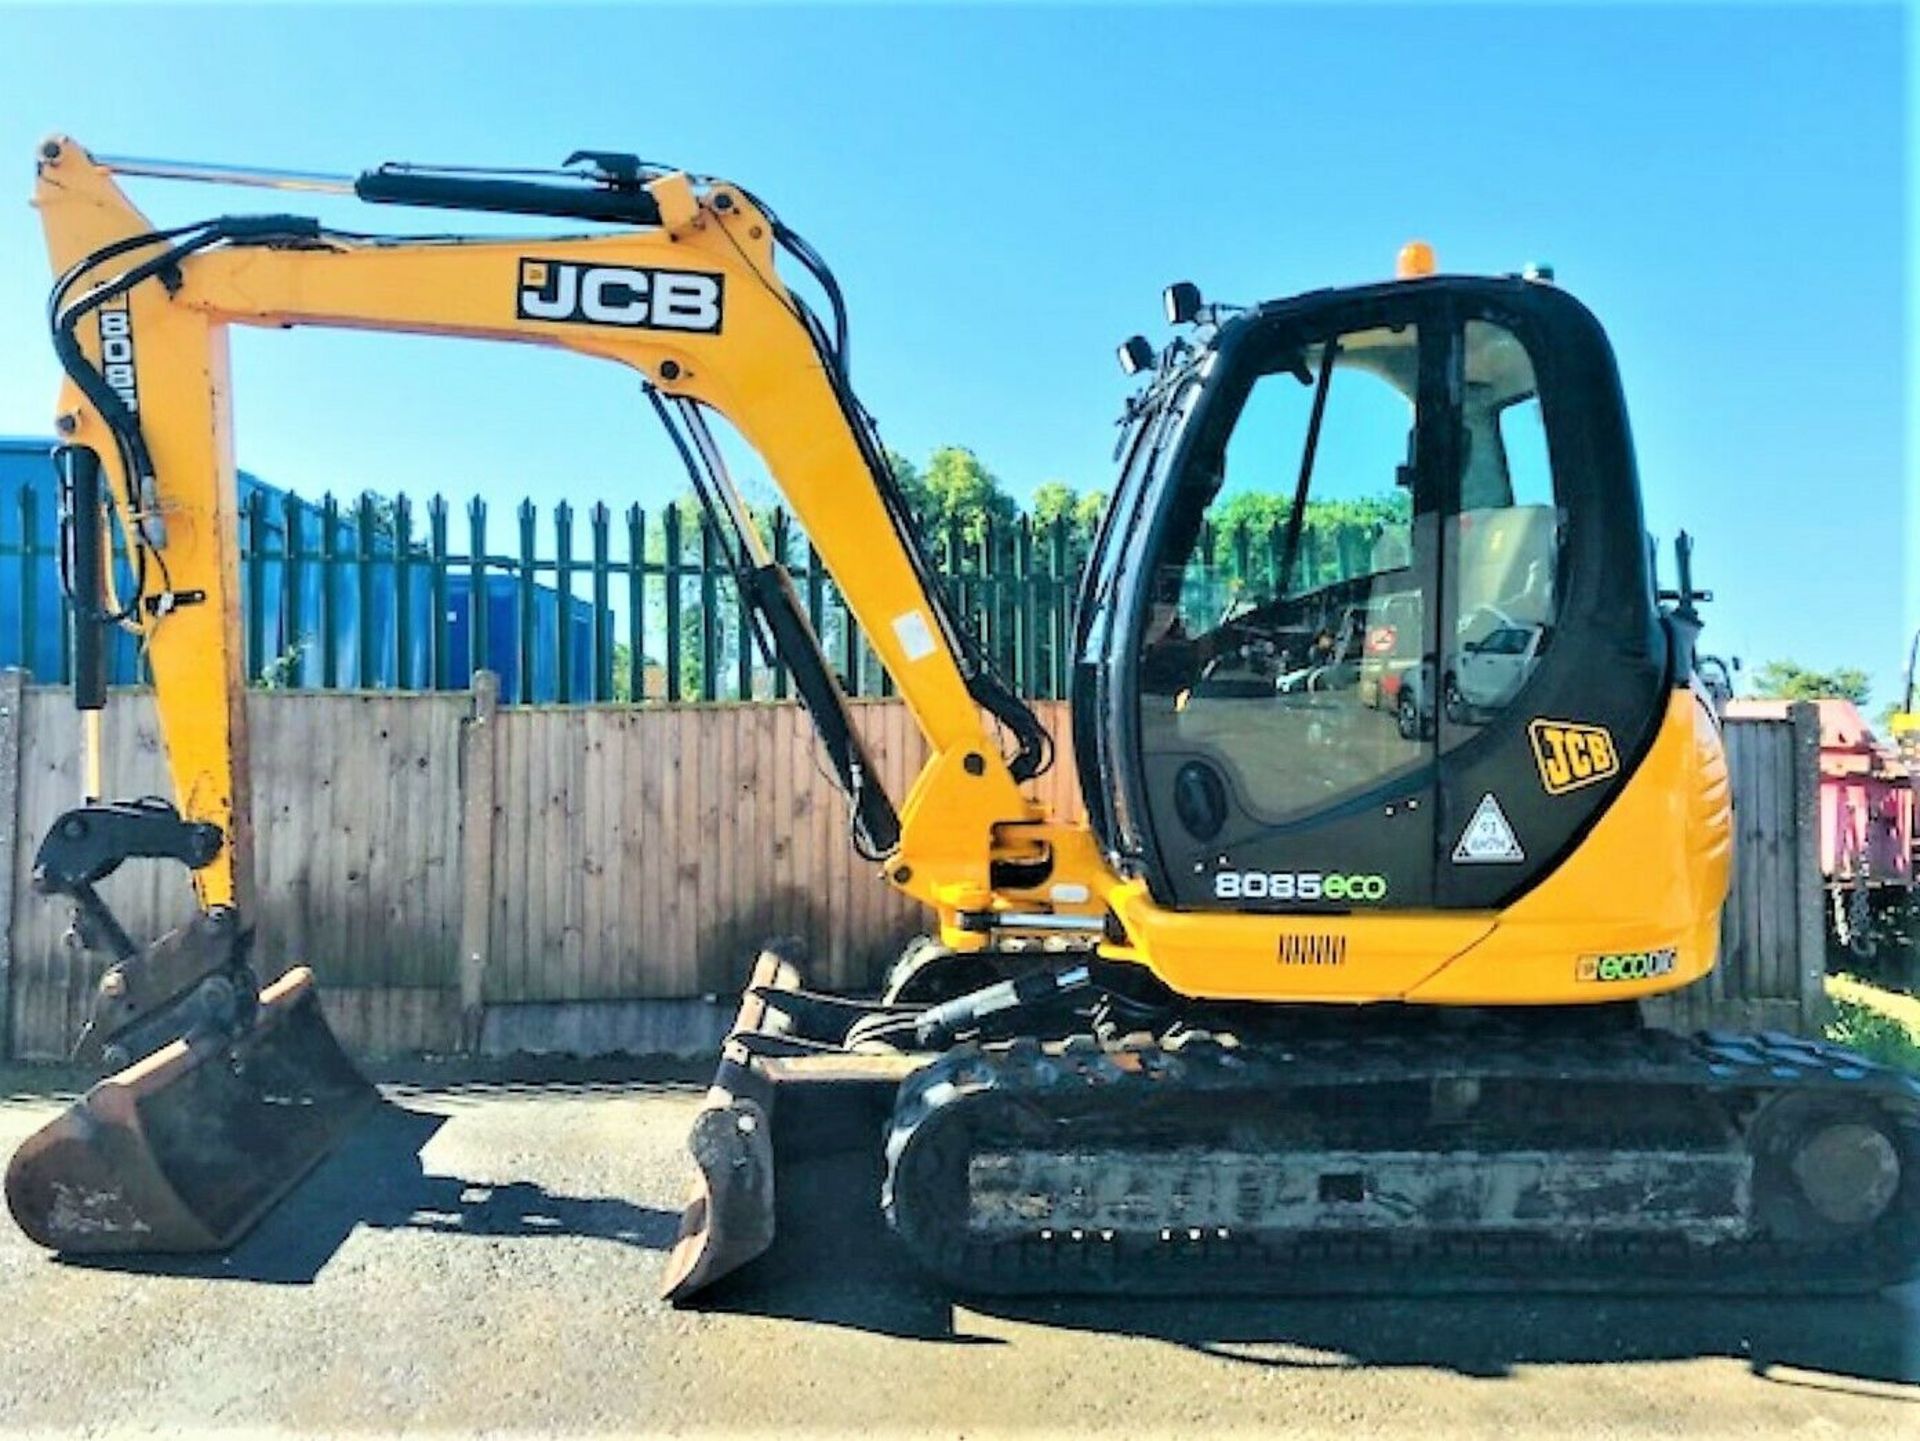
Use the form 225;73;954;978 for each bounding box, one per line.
661;948;800;1301
5;966;376;1254
662;946;927;1304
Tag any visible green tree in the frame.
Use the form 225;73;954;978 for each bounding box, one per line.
1211;490;1411;540
1029;480;1080;531
882;444;1029;536
1752;659;1872;706
644;490;872;698
918;446;1017;534
1029;481;1107;569
1213;491;1291;539
1074;490;1108;532
886;448;932;528
612;640;635;702
1030;481;1110;533
1201;489;1411;598
355;492;431;555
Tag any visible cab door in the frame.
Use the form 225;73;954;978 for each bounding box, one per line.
1123;297;1448;911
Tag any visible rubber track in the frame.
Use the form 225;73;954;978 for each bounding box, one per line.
882;1027;1920;1297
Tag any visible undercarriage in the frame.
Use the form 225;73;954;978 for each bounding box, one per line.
665;945;1920;1302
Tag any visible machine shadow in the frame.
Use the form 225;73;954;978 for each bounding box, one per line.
972;1288;1920;1390
695;1147;1003;1345
56;1098;682;1285
705;1153;1918;1385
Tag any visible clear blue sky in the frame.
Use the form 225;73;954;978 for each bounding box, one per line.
0;3;1909;704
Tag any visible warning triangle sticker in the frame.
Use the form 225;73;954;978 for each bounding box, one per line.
1453;793;1524;864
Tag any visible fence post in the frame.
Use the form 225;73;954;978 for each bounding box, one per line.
354;494;377;687
626;505;646;702
427;495;450;691
18;488;37;676
280;492;307;688
805;537;827;682
1049;519;1071;699
590;502;612;702
516;500;537;704
1789;700;1827;1034
554;500;574;703
735;535;754;700
1016;516;1036;698
664;504;684;701
244;488;267;684
0;669;26;1059
457;669;500;1053
319;495;340;688
467;497;489;687
978;513;999;672
698;511;719;701
393;494;414;690
770;510;791;700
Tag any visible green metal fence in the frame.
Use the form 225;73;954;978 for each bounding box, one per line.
0;485;1097;703
2;481;1399;704
335;494;1095;703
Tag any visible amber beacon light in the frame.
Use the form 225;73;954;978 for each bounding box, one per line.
1396;239;1438;278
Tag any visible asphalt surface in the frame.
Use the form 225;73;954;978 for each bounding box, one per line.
2;1061;1917;1439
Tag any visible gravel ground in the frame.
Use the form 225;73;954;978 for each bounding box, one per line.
1;1061;1916;1439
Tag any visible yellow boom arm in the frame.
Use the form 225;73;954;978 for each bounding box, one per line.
34;137;1114;947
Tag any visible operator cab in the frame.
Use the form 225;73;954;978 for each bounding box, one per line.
1075;270;1669;912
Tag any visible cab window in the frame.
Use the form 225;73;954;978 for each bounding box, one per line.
1440;320;1562;739
1137;322;1427;826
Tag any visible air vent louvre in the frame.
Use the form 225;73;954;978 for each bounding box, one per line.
1276;935;1347;967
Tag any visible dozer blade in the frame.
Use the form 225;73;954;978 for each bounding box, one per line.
661;947;801;1302
5;966;376;1254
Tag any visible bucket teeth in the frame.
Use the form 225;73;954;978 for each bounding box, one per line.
5;966;376;1255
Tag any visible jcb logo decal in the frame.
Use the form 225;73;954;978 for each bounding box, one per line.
516;259;724;333
1528;719;1619;795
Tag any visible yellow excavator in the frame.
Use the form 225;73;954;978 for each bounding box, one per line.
7;137;1917;1298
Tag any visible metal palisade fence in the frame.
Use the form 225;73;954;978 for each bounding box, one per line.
0;485;1094;704
243;493;1105;703
0;481;1404;703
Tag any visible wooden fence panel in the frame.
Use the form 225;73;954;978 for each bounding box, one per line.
2;684;1816;1058
11;690;186;1057
8;687;468;1058
1647;706;1824;1036
245;691;468;1024
464;700;1081;1003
